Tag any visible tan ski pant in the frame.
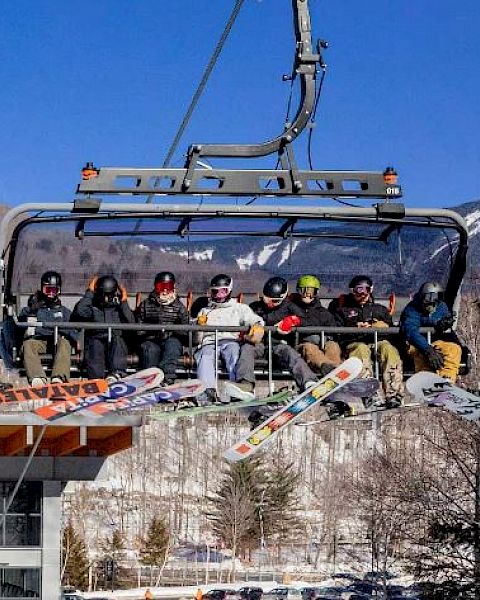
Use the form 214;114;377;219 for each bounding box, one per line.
408;340;462;382
297;340;342;371
346;340;405;400
21;337;71;382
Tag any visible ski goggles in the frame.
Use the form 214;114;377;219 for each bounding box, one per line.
155;281;175;294
423;292;443;303
298;286;318;297
210;287;230;300
263;295;285;307
352;284;371;294
42;285;60;297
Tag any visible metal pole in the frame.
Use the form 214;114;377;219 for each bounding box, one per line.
268;330;273;394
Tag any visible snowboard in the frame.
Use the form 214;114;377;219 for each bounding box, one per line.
406;371;480;422
224;357;363;463
0;378;108;405
33;368;163;422
79;379;207;418
149;389;292;422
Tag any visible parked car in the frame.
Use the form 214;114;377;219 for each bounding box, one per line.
238;586;263;600
204;590;240;600
264;588;302;600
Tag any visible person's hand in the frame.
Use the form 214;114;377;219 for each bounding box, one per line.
197;314;208;326
246;323;265;344
87;275;98;292
119;284;128;302
276;315;301;334
356;321;371;328
424;346;445;371
434;315;454;333
28;292;41;311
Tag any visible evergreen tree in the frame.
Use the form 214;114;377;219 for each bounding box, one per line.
61;521;89;591
262;457;302;560
139;517;171;586
139;517;170;567
206;458;265;562
99;528;127;588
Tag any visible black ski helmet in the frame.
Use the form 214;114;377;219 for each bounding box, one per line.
95;275;120;306
349;275;373;289
263;276;288;299
40;270;62;302
154;271;175;285
41;270;62;288
210;274;233;303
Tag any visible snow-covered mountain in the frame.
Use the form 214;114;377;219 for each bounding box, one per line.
16;199;480;295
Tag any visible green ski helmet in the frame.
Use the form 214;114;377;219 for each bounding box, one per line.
297;274;321;302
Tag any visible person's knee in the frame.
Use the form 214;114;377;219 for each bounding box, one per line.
378;341;400;363
347;342;371;362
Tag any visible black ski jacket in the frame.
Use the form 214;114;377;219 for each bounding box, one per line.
135;294;189;342
289;293;337;342
250;298;303;345
18;293;77;343
71;290;134;338
328;293;393;344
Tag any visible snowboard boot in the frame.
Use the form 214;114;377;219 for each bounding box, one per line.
325;400;354;420
224;380;255;402
385;394;403;409
195;388;221;407
31;377;48;387
248;409;267;430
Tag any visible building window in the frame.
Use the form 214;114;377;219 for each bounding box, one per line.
0;482;42;547
0;567;40;598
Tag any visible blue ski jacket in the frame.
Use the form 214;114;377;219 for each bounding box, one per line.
399;296;452;352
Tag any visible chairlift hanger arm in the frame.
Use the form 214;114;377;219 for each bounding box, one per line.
187;0;319;160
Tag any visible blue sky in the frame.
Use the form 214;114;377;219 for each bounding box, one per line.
0;0;478;208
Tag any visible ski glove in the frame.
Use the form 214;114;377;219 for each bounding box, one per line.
276;315;301;334
119;284;128;303
27;292;42;312
87;275;98;292
424;346;444;371
245;323;265;344
434;315;454;333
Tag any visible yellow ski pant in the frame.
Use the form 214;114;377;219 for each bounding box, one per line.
408;340;461;382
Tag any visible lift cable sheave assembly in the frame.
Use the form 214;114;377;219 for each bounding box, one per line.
77;0;401;201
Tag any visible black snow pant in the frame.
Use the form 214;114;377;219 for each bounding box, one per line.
139;337;183;384
84;335;128;379
236;341;317;390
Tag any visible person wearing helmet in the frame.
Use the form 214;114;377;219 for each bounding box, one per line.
290;274;341;374
135;272;188;385
18;271;76;385
329;275;404;407
249;276;319;391
72;274;134;381
195;274;264;404
400;281;461;381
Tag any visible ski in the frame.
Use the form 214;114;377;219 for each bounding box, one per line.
0;378;108;404
80;379;207;418
149;389;292;422
406;371;480;422
33;368;163;422
224;357;363;463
